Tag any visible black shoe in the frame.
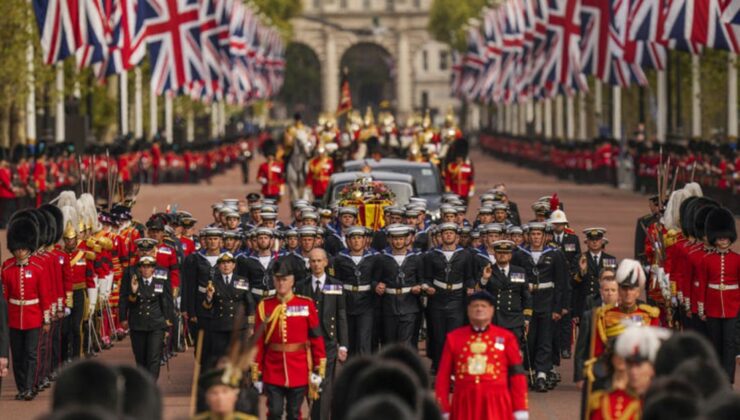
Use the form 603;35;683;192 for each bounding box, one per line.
40;378;51;389
23;391;35;401
535;377;548;393
561;349;572;359
547;370;562;383
49;371;58;381
15;393;24;400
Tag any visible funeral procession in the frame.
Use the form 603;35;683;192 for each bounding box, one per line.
0;1;738;420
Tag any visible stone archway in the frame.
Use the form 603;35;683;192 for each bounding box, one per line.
278;42;322;122
339;42;396;114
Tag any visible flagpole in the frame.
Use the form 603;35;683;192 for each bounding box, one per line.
728;53;737;139
55;63;65;143
594;80;602;137
612;85;621;139
134;67;144;139
566;94;575;141
534;100;542;136
210;102;218;139
511;103;519;136
26;41;36;144
120;70;129;136
149;84;158;139
656;69;667;143
186;107;195;143
165;93;173;144
578;91;587;140
554;95;564;140
218;101;226;137
544;98;552;139
691;55;701;139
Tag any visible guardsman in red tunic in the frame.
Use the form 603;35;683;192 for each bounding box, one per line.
685;202;717;333
697;207;739;382
2;212;52;400
306;147;334;201
144;217;181;293
435;291;528;420
257;139;285;202
252;259;326;420
444;139;475;201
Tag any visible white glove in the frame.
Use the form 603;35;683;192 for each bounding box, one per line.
175;296;181;308
64;307;71;317
310;373;323;388
253;381;263;394
103;273;114;295
87;287;98;313
514;411;529;420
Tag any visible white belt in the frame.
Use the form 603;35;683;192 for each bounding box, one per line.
385;287;413;295
433;280;464;291
532;282;554;290
10;298;39;306
251;288;276;297
709;284;739;291
343;284;372;292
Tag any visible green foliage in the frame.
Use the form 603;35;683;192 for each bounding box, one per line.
251;0;302;39
428;0;488;51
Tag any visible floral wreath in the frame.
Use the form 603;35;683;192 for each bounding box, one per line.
337;176;396;203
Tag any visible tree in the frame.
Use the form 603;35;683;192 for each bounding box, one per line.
428;0;488;52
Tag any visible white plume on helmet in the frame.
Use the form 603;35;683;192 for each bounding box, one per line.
661;182;703;229
55;190;77;209
615;325;671;363
615;258;646;289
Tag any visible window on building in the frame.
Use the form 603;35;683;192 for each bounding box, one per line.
439;51;448;70
422;50;428;72
421;91;429;110
386;0;394;11
363;0;371;10
313;0;321;9
340;0;347;9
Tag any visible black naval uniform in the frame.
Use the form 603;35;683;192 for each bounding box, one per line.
332;249;377;356
376;249;423;347
573;251;616;319
423;246;475;370
513;245;567;379
201;271;254;369
119;267;174;379
482;263;532;343
297;274;348;420
181;250;220;367
236;252;282;303
552;231;581;360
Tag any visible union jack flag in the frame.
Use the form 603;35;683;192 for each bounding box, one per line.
606;0;648;86
701;0;740;53
199;0;228;100
661;0;703;53
140;0;205;95
95;0;148;77
624;0;667;70
33;0;83;64
540;0;586;97
75;0;109;69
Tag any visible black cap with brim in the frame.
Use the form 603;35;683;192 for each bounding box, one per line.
468;290;496;306
273;259;294;278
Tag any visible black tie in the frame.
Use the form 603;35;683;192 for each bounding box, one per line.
225;275;230;285
314;281;321;296
593;255;599;266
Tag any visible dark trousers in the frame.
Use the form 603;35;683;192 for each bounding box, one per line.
51;319;62;372
559;311;573;355
383;313;418;348
686;314;709;337
63;289;85;361
130;329;165;380
528;311;554;374
9;328;40;393
347;311;374;356
206;330;231;369
427;306;465;370
265;384;307;420
35;329;50;386
309;345;337;420
706;317;738;383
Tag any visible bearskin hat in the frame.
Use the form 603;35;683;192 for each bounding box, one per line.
684;197;717;238
345;395;415;420
260;138;278;157
449;138;469;160
679;196;699;237
115;365;162;420
41;204;64;243
7;210;39;252
52;360;120;413
346;361;421;416
693;203;719;241
705;207;736;245
654;331;718;376
331;356;375;420
37;206;58;246
702;391;740;420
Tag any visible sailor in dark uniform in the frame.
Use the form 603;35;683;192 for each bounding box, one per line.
324;207;358;256
236;227;283;304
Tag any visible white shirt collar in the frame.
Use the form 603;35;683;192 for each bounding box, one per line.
312;273;326;287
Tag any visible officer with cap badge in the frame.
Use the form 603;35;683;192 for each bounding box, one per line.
375;224;423;347
119;255;174;379
252;259;326;420
194;366;258;420
423;222;476;372
201;252;254;369
323;207;358;256
548;210;580;360
574;228;617;324
480;240;532;344
333;225;378;356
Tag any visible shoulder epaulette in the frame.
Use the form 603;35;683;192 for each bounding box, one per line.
588;390;606;411
638;303;660;318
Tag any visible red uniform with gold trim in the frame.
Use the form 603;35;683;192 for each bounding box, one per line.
50;246;73;312
591;304;660;359
257;160;285;198
253;294;326;388
179;235;196;257
306;156;334;199
444;160;475;198
687;245;710;315
155;243;180;289
697;249;740;318
434;324;528;420
2;258;53;330
588;388;641;420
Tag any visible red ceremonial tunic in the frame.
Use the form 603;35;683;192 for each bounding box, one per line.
257;160;285;197
588;388;641;420
156;244;180;289
254;294;326;388
687;245;710;314
434;324;528;420
306;156;334;198
2;258;52;330
444;160;475;198
697;249;740;319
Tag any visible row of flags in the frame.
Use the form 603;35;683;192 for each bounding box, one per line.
32;0;285;105
452;0;740;105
